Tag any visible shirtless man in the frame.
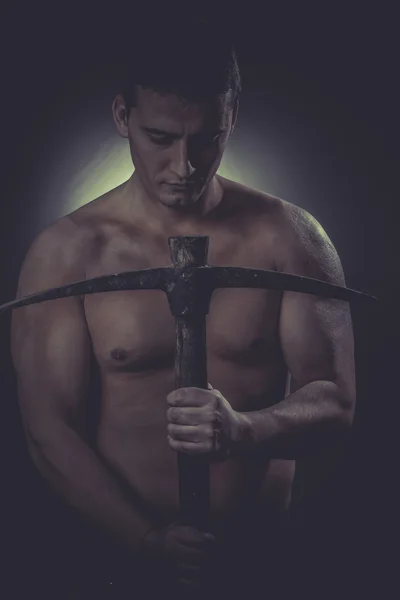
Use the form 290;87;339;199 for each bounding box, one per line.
11;20;356;600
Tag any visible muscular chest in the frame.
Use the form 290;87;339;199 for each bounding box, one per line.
84;232;282;373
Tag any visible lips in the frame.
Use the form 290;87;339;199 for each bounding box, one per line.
167;182;196;187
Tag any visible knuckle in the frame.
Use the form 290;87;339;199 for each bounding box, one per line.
170;408;179;422
188;391;199;406
178;389;187;402
187;412;198;427
198;428;207;442
191;426;200;441
194;425;204;441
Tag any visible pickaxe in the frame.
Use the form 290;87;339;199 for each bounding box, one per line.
1;235;376;529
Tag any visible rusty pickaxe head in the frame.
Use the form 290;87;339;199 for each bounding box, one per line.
0;235;376;318
1;235;376;527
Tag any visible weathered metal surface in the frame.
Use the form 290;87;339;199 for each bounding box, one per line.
206;266;376;304
0;268;166;315
0;265;376;317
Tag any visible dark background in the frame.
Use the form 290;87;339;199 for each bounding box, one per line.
0;3;397;597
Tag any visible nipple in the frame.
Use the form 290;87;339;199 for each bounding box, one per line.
111;348;128;361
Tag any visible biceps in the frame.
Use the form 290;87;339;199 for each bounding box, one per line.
12;299;92;438
279;292;355;394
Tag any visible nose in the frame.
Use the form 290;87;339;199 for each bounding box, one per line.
170;139;195;180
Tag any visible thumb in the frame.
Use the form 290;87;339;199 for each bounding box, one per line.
207;383;213;390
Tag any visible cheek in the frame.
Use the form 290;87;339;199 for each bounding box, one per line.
130;141;167;178
193;145;222;170
199;145;225;173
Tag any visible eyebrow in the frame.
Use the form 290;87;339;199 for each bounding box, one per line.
141;127;225;137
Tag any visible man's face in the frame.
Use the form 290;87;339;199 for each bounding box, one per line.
123;86;237;210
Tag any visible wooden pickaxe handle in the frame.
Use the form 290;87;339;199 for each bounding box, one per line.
168;236;211;529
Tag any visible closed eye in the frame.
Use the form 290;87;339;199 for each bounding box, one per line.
148;133;174;146
146;131;224;147
148;133;221;146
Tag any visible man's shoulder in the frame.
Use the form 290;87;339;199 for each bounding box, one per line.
219;176;314;234
219;176;284;218
17;184;129;299
19;196;107;292
220;178;343;280
219;176;314;227
17;218;84;295
24;215;87;271
271;200;344;283
24;186;122;274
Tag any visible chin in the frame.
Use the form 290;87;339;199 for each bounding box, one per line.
159;191;199;209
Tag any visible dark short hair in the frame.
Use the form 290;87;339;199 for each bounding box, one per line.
117;17;241;110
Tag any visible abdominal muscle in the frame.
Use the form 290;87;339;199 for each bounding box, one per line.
95;365;295;537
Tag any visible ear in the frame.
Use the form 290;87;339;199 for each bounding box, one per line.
112;94;129;138
230;98;239;134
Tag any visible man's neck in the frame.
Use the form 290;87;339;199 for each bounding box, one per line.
126;173;224;235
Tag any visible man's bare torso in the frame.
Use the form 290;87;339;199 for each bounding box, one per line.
69;174;295;535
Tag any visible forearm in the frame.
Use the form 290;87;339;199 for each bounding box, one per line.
27;424;155;555
237;380;353;459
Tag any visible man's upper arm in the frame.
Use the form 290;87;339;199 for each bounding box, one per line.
11;221;92;443
278;205;356;410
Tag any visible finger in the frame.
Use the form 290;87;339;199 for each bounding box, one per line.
168;436;211;455
171;525;211;545
184;532;218;553
173;544;208;565
167;423;212;442
167;406;214;425
168;527;218;559
167;387;216;407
